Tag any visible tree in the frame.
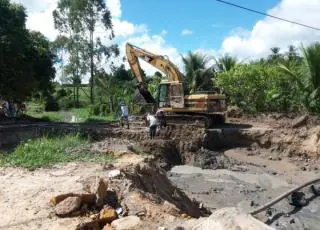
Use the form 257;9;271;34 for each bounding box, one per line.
268;47;283;64
111;64;132;81
28;31;56;97
53;0;119;105
154;71;162;78
0;0;55;101
95;70;135;115
215;54;237;72
181;51;214;94
279;42;320;112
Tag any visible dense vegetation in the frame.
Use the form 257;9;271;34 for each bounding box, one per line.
215;44;320;114
1;0;320;119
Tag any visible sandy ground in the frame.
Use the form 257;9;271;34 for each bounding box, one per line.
0;151;146;230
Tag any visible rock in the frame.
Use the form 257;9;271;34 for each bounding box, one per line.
92;178;108;208
121;192;147;216
292;115;308;128
51;193;95;206
163;201;180;216
55;196;82;217
111;216;141;230
99;208;118;224
102;224;114;230
76;220;100;230
181;213;188;218
51;193;75;206
158;227;168;230
80;193;96;205
108;169;121;179
191;207;274;230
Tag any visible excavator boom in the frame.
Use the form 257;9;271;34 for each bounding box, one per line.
125;43;184;83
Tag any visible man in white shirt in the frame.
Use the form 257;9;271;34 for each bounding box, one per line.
146;113;158;139
120;104;129;129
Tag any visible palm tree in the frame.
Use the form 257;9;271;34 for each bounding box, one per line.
268;47;283;63
181;51;214;94
215;54;237;72
279;42;320;111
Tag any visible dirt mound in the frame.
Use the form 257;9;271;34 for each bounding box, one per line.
49;162;205;229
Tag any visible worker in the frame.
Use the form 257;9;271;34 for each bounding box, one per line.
146;113;158;139
119;100;129;129
156;109;166;129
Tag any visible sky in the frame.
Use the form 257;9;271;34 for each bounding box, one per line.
12;0;320;79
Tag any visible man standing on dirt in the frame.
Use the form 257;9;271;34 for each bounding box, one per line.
119;99;129;129
146;113;158;139
156;109;166;129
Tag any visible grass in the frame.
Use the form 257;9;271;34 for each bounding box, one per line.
0;135;113;170
29;111;64;122
71;108;116;123
25;103;117;123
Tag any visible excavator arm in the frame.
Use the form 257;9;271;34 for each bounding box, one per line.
126;43;185;105
126;43;184;83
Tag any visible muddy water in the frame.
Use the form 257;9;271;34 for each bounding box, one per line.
168;162;320;230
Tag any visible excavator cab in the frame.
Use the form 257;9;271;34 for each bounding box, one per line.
157;81;184;109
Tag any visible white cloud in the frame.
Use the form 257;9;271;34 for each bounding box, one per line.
13;0;58;40
112;19;147;37
160;29;168;36
181;29;193;36
220;0;320;60
106;0;122;18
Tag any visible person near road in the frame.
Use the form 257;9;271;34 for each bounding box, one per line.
146;113;158;139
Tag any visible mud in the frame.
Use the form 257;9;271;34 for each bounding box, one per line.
169;148;320;230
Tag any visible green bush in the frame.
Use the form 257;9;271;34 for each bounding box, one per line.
45;96;59;111
88;104;100;116
58;97;74;110
216;63;304;113
55;88;68;99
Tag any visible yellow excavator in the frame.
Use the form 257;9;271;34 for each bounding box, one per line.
125;43;227;128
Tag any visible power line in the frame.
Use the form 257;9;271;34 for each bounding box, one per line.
215;0;320;31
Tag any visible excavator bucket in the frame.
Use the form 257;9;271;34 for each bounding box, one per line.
132;88;156;105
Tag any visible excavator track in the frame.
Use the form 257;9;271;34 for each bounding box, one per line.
164;113;226;129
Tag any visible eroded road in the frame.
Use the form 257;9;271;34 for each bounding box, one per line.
0;115;320;229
